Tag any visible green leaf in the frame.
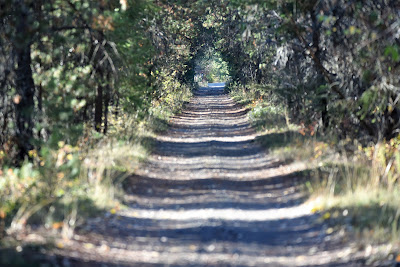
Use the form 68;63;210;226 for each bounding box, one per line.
384;45;399;62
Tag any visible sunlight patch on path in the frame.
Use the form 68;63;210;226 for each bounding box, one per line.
79;245;355;267
157;135;257;143
121;203;314;222
69;85;364;267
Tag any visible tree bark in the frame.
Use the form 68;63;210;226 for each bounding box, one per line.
310;11;329;129
14;2;35;160
95;84;103;132
103;85;110;134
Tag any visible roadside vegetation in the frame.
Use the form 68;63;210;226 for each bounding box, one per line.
0;0;194;251
213;1;400;257
228;82;400;259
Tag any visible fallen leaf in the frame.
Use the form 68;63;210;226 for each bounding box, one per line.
396;254;400;262
99;244;110;252
322;212;331;220
56;241;64;249
311;205;322;213
52;222;64;229
84;243;94;249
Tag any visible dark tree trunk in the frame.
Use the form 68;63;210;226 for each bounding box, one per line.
115;96;120;118
38;83;43;112
310;10;329;129
14;2;35;160
1;96;9;145
103;85;110;134
321;97;329;128
95;84;103;132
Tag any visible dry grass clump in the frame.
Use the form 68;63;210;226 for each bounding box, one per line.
230;82;400;249
0;86;192;242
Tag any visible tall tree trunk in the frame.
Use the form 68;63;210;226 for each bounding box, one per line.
14;2;35;160
1;96;9;145
95;84;103;132
310;10;329;129
103;85;110;134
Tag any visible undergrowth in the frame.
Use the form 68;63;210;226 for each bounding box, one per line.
228;82;289;132
0;83;192;245
228;82;400;253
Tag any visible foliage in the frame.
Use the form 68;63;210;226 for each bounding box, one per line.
228;82;288;131
307;138;400;243
210;2;400;247
208;0;400;142
0;0;199;160
0;0;199;238
0;84;189;239
194;47;230;84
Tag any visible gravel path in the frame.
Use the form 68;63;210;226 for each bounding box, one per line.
49;83;365;266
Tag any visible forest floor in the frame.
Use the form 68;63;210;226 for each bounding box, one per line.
7;84;370;266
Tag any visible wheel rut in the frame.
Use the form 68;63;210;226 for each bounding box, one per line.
59;83;364;266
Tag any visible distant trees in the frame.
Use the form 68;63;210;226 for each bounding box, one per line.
194;47;230;83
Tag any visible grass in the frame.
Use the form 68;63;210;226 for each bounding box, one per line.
307;157;400;241
0;81;193;256
228;82;400;259
228;82;289;131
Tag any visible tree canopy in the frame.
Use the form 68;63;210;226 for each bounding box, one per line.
1;0;399;162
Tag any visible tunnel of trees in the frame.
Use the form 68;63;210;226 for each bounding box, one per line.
2;0;400;163
1;0;400;244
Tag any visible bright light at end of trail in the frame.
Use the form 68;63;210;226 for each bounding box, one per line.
208;82;226;88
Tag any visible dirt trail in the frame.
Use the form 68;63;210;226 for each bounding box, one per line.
53;84;364;266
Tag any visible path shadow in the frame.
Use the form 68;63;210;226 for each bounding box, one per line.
23;85;365;266
126;172;308;210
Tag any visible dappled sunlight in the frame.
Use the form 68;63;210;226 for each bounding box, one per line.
135;86;306;181
71;85;363;266
0;84;363;266
1;0;396;265
58;239;357;266
121;204;313;221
